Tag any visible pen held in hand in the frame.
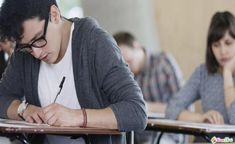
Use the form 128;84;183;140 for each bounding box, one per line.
53;76;66;103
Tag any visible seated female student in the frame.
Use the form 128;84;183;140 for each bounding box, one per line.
166;11;235;137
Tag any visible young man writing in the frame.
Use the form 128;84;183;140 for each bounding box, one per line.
0;0;147;143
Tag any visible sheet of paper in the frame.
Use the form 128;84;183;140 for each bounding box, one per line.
150;119;235;133
0;118;49;128
147;112;165;119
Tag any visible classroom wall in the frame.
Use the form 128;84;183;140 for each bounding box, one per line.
82;0;235;80
153;0;235;79
81;0;159;51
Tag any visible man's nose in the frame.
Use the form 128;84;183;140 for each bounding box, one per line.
31;47;42;59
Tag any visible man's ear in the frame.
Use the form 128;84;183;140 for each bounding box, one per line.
49;4;61;24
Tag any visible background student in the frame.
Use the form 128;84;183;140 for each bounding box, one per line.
114;32;185;144
166;11;235;141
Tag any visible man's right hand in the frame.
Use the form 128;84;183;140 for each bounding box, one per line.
22;104;45;124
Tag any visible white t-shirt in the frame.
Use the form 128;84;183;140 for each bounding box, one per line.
38;23;85;144
38;23;80;109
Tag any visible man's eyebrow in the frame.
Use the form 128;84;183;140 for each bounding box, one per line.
20;31;42;45
29;31;43;43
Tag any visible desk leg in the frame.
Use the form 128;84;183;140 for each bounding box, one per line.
126;131;134;144
154;132;163;144
202;134;212;143
130;131;134;144
15;134;30;144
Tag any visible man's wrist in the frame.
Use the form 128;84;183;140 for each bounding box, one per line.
17;100;29;120
72;109;84;126
81;108;87;128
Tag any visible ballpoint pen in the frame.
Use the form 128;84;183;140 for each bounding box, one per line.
53;76;66;103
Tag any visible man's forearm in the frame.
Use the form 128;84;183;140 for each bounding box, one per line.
7;100;21;120
85;107;117;129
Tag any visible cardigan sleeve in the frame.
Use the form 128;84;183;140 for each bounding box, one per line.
165;65;203;120
91;26;147;132
0;52;24;118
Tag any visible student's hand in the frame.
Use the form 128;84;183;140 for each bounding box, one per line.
201;110;224;125
23;104;45;124
43;103;83;127
223;56;235;73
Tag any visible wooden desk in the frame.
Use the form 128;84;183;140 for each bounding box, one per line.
0;118;120;144
147;119;235;144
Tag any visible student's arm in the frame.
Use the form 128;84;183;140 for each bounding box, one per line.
165;65;202;120
0;52;45;123
223;68;235;108
0;52;25;119
6;100;21;120
178;110;202;122
178;110;224;124
7;100;45;123
43;104;117;128
146;102;167;113
167;64;224;124
93;29;147;131
82;108;117;129
223;57;235;124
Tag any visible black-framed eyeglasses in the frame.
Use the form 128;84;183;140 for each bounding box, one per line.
16;15;49;53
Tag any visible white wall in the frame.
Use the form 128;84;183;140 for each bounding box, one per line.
81;0;159;51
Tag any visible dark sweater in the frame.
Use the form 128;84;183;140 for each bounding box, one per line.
0;51;7;79
0;17;147;143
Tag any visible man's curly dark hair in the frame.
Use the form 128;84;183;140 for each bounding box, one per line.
0;0;58;42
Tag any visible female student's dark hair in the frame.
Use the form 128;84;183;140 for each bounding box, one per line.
206;11;235;73
0;0;57;42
